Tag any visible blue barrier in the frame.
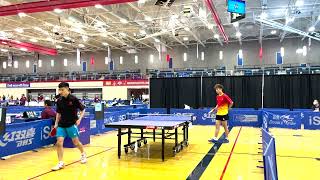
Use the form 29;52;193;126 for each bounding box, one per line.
262;128;272;153
107;106;134;110
106;104;147;110
105;109;127;112
10;118;43;124
202;107;255;111
1;107;314;160
97;110;130;134
259;108;290;111
104;110;128;124
102;109;132;133
0;119;55;157
170;109;302;128
134;104;148;109
85;107;95;115
293;109;312;112
262;128;278;180
263;111;302;129
302;112;320;130
96;108;167;134
229;110;262;127
139;108;167;115
1;107;147;157
6;106;44;113
170;109;214;125
262;112;269;132
231;108;256;110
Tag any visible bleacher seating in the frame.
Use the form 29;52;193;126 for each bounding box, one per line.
1;64;320;82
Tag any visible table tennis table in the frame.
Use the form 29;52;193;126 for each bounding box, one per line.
105;115;194;161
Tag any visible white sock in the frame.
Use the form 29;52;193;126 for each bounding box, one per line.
213;137;218;141
225;137;229;140
59;161;64;164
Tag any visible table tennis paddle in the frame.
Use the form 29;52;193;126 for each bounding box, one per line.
49;127;56;137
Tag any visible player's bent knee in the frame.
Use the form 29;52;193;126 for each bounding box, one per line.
72;139;81;146
56;141;63;147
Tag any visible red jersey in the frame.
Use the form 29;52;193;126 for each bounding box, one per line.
216;93;233;115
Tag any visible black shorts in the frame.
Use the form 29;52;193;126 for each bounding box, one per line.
216;114;229;121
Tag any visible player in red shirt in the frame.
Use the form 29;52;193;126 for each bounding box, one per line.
209;84;233;143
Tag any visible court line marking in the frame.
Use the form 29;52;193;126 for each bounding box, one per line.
192;151;319;159
186;126;233;180
276;155;319;159
28;147;114;180
219;127;242;180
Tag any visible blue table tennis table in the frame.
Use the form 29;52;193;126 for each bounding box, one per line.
105;115;194;161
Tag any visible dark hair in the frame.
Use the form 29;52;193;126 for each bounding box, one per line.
58;82;69;88
214;84;224;90
44;100;52;106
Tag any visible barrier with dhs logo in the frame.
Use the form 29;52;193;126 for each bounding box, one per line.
303;112;320;130
263;111;301;129
0;119;55;157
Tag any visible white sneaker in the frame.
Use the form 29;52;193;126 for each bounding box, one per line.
208;137;218;142
80;153;87;164
51;162;65;171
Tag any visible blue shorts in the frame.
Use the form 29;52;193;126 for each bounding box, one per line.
56;125;79;139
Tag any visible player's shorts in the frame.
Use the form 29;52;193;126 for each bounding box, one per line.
216;114;229;121
56;125;79;139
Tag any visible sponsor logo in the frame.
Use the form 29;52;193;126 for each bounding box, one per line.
309;116;320;126
42;126;51;140
129;112;140;119
174;113;194;116
0;128;36;147
234;115;258;122
202;112;212;120
79;127;86;133
119;114;127;121
104;114;127;124
174;113;196;121
269;114;296;126
104;117;115;124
